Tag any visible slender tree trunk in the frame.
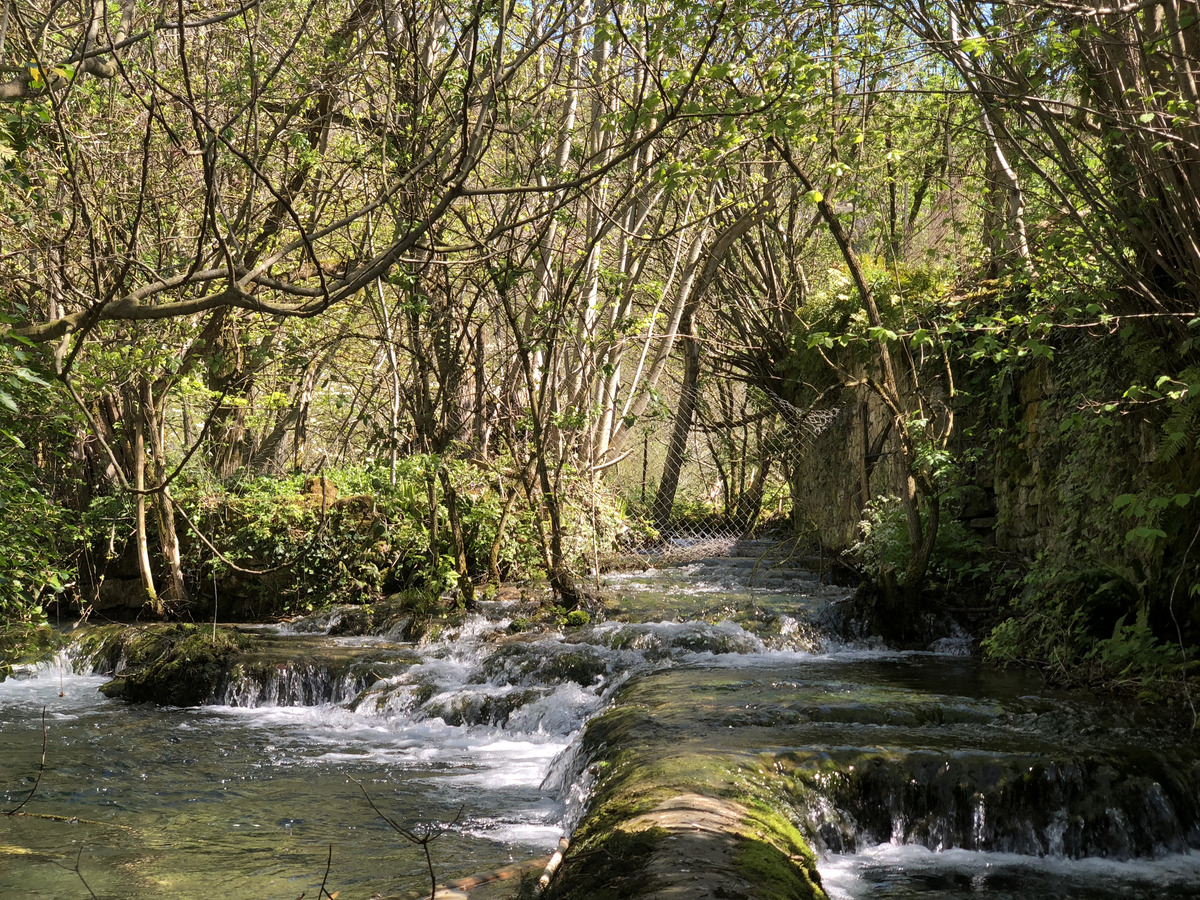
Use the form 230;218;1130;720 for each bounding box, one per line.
142;379;187;607
733;454;772;534
649;204;766;531
772;136;939;605
437;466;475;607
126;389;160;615
489;483;521;583
652;317;701;532
496;284;585;607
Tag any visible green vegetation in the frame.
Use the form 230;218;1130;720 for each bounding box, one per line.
172;458;551;615
0;0;1197;698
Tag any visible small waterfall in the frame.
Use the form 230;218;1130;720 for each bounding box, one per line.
352;629;622;732
217;659;367;707
541;737;597;835
798;751;1200;860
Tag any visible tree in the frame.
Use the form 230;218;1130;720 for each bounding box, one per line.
900;0;1200;313
0;0;761;609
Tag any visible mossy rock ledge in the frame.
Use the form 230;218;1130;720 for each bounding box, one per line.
74;624;256;706
544;700;827;900
0;624;64;681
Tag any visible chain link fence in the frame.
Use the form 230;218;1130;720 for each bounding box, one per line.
600;380;845;569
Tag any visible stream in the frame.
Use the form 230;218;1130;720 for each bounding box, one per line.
2;547;1199;898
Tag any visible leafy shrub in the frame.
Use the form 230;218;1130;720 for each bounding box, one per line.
0;339;79;621
982;563;1193;699
848;494;985;590
175;456;551;614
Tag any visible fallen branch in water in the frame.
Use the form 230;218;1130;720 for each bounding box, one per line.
401;854;554;898
537;836;570;893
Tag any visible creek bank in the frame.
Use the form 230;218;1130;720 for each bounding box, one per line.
62;586;573;709
789;324;1200;689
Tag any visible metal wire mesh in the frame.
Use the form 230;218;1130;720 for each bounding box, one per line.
601;381;844;569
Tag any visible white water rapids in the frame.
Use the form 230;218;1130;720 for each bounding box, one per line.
2;553;1199;898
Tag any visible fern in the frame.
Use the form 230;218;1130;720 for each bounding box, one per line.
1156;369;1200;463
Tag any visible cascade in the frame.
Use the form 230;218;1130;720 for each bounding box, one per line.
2;549;1198;899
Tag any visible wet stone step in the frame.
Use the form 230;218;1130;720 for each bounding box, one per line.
548;650;1200;898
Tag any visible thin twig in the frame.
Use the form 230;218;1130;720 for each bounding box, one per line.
50;847;98;900
348;774;462;900
4;706;47;816
318;843;335;899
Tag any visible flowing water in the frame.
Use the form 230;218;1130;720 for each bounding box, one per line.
2;546;1199;899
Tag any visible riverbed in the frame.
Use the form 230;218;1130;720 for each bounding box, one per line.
3;550;1199;898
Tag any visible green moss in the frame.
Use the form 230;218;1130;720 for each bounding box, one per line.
550;698;827;900
733;798;826;899
734;837;825;900
64;624;127;672
74;624;256;706
742;798;821;872
545;827;667;900
0;624;63;681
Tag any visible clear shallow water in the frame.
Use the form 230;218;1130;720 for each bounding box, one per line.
0;662;560;899
2;550;1198;899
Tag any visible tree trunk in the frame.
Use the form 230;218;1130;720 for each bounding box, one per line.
732;455;772;534
772;136;941;602
437;466;475;607
142;379;187;607
489;483;521;583
126;389;160;615
652;316;701;533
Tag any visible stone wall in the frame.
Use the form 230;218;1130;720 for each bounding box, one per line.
789;333;1195;607
787;381;930;555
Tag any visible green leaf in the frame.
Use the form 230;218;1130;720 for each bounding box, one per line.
1126;526;1168;542
804;189;823;204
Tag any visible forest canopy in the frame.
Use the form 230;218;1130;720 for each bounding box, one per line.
2;0;1198;691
